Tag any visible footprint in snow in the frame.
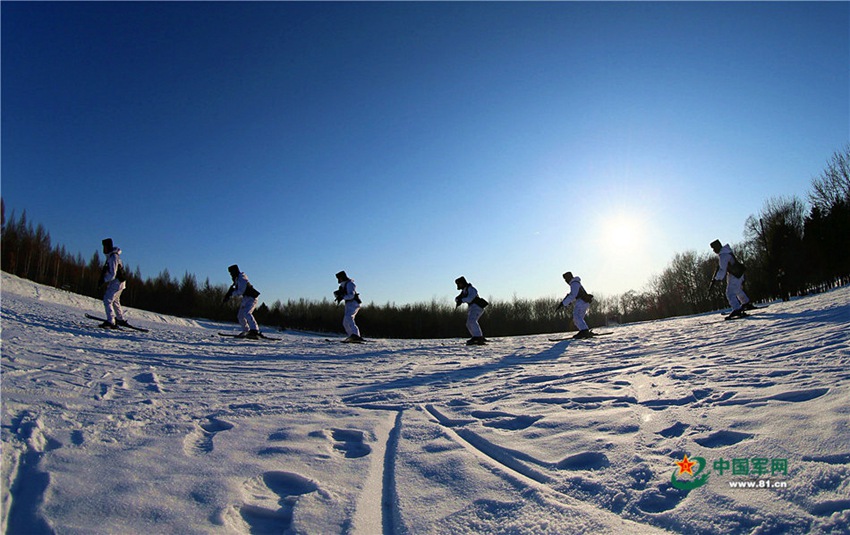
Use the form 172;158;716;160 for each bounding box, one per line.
4;412;62;535
94;376;127;400
470;410;543;431
133;372;163;393
70;430;85;446
557;451;611;471
331;429;372;459
718;387;830;407
801;453;850;465
258;429;298;456
693;430;753;448
182;417;234;456
95;382;113;400
635;483;688;513
809;499;850;517
236;471;320;533
657;422;689;438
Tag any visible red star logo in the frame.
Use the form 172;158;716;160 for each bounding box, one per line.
676;455;697;475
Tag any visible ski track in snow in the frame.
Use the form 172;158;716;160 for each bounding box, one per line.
2;272;850;534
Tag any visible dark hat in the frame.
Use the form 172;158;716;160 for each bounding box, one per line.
228;264;240;277
455;276;468;288
563;271;573;282
102;238;113;249
336;270;348;281
710;239;722;251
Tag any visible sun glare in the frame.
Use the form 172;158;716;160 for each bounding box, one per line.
601;213;646;255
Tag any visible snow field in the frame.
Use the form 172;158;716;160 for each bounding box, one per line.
2;272;849;534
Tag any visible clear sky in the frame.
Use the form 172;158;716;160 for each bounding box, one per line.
3;2;848;307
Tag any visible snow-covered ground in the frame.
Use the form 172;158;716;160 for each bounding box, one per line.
2;271;849;534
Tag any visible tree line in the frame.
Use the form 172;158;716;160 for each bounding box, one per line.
3;146;848;338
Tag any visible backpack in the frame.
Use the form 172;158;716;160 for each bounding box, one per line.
115;261;127;282
728;254;746;278
472;296;489;309
101;254;127;283
244;283;260;298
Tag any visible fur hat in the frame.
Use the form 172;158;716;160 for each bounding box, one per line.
710;239;722;251
455;276;468;288
336;271;348;282
228;265;240;278
562;271;573;282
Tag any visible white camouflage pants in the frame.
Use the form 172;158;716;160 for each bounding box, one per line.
238;296;259;332
344;300;361;337
726;275;750;310
573;299;590;331
103;280;126;324
466;304;485;337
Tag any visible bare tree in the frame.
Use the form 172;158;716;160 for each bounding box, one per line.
744;196;807;299
810;144;850;212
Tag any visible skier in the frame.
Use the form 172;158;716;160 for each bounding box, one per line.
558;271;594;339
334;271;363;342
455;276;488;345
222;264;261;339
710;240;754;318
99;238;127;329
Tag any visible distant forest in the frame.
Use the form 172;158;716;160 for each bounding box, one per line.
3;146;849;338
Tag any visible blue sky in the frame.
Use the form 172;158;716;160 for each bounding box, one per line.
3;2;848;307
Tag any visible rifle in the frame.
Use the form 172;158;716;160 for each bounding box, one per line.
706;268;719;303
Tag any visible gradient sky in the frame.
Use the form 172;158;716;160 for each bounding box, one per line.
3;2;848;307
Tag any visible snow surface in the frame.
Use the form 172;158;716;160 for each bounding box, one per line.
2;271;849;535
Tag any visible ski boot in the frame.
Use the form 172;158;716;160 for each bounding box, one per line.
725;308;748;320
572;329;593;339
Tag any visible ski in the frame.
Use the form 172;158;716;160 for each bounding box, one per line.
548;331;613;342
218;332;281;341
719;305;767;315
325;338;370;344
699;314;751;325
85;314;149;332
701;308;764;324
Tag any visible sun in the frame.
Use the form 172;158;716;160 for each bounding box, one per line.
601;212;645;254
590;208;656;293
